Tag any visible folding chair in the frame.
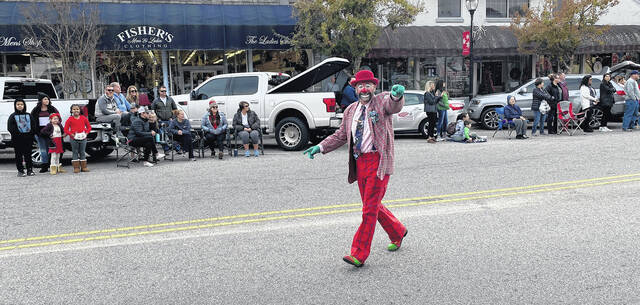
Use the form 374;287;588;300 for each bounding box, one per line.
115;137;143;168
492;107;516;139
557;101;585;136
165;130;201;161
231;128;264;157
199;129;231;158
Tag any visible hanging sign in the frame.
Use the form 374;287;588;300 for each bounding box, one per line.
462;31;470;56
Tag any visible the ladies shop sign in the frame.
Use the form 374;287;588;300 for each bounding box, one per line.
245;34;292;47
114;26;175;49
0;35;43;48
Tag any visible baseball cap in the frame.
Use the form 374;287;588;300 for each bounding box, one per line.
630;70;639;75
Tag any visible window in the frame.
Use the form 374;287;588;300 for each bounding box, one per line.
198;78;228;99
3;82;57;100
487;0;528;18
230;76;259;96
404;93;422;106
565;78;582;91
438;0;461;18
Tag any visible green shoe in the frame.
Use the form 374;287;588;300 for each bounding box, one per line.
342;255;363;267
388;229;408;251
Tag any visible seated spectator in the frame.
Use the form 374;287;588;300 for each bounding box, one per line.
151;85;178;153
233;101;261;157
126;85;139;106
111;82;131;113
95;84;122;136
505;95;529;139
201;102;227;159
169;110;196;161
451;113;469;142
128;107;158;167
120;103;139;132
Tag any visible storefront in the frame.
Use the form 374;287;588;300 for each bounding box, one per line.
0;1;307;98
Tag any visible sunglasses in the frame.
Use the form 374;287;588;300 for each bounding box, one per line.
129;90;137;92
160;90;167;93
106;89;114;92
211;106;218;108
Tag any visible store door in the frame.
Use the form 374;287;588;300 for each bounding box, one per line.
182;67;224;93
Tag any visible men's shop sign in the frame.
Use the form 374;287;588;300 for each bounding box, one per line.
0;35;43;48
114;26;175;49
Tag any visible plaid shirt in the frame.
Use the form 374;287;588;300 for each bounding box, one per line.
319;92;404;184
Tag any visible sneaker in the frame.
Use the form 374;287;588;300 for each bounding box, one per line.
254;150;260;157
436;138;446;142
39;166;49;173
156;152;165;159
388;229;408;251
342;255;363;267
143;161;154;167
211;151;216;158
176;150;183;155
634;125;640;130
533;133;538;137
245;151;250;157
604;127;612;132
190;158;197;161
17;171;26;177
427;138;436;144
27;170;35;176
599;127;605;132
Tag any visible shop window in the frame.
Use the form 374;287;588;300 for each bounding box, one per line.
198;78;228;99
438;0;461;17
487;0;528;18
230;76;258;96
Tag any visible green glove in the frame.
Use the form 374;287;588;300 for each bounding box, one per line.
303;145;321;159
391;84;405;98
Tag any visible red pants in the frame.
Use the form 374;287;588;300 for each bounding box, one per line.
351;152;406;262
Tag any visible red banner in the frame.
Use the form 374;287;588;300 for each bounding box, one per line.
462;31;470;56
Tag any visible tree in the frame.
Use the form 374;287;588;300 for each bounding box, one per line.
21;0;103;98
509;0;620;72
292;0;423;72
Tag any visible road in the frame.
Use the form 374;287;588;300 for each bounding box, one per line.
1;124;640;304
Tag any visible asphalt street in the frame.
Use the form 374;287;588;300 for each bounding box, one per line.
1;123;640;304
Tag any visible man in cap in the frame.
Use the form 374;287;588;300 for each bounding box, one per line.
128;106;158;167
304;70;407;267
623;70;640;131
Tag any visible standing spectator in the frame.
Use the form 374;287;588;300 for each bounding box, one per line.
340;77;358;110
557;72;570;102
622;70;640;131
435;80;450;140
64;104;92;173
504;95;529;139
8;99;37;177
128;107;158;167
40;113;66;175
126;85;139;106
201;102;227;159
532;78;552;136
579;75;598;133
30;93;59;173
169;110;196;161
95;84;123;136
545;74;562;134
233;101;261;157
111;82;131;113
598;73;616;132
423;81;438;143
616;75;626;87
151;85;178;153
324;75;341;92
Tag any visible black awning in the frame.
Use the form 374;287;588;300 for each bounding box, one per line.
577;25;640;54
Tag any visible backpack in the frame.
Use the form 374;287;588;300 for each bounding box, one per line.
446;121;457;136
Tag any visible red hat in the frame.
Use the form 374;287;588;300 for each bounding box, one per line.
350;70;379;87
49;113;61;120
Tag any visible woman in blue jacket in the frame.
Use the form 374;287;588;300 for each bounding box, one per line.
201;102;227;159
504;95;529;139
169;110;196;161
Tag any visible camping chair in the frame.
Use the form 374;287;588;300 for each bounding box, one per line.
230;128;264;157
198;128;232;158
165;129;201;161
492;107;516;139
557;101;585;136
115;137;144;168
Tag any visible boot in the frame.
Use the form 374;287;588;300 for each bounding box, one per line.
49;165;57;175
57;164;67;173
80;160;90;172
39;163;49;173
72;160;81;173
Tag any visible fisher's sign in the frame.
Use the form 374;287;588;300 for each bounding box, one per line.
115;26;175;49
0;36;43;48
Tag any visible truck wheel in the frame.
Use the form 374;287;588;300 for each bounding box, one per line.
589;108;603;129
275;117;309;151
418;119;429;138
86;145;114;160
480;108;499;130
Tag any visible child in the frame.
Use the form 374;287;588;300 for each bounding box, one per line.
64;104;92;173
41;113;66;175
8;99;38;177
463;121;477;142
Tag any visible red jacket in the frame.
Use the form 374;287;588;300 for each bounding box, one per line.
319;92;404;184
64;115;92;137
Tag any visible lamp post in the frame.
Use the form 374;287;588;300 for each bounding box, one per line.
466;0;478;104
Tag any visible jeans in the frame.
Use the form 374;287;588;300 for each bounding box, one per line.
599;104;612;127
513;119;528;136
174;133;194;158
96;114;122;135
205;133;226;151
131;137;157;160
239;130;259;144
532;111;547;134
35;134;49;164
13;136;33;172
436;109;448;137
622;99;639;129
70;139;87;160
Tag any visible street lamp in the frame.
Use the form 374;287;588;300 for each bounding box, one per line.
466;0;478;104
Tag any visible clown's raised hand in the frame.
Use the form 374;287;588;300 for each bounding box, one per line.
391;84;405;99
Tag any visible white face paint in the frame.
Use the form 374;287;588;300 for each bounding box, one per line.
355;82;376;103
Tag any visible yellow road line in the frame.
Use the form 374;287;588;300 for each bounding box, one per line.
1;172;639;245
1;176;639;252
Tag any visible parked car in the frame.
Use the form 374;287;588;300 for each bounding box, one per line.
394;90;464;137
0;77;115;163
171;57;349;151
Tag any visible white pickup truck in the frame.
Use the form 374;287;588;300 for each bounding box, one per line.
172;57;349;151
0;77;115;162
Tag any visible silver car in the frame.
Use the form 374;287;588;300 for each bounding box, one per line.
394;90;465;137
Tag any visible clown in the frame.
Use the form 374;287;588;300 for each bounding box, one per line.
304;70;407;267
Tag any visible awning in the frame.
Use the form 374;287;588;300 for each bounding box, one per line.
368;25;640;58
0;1;296;52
